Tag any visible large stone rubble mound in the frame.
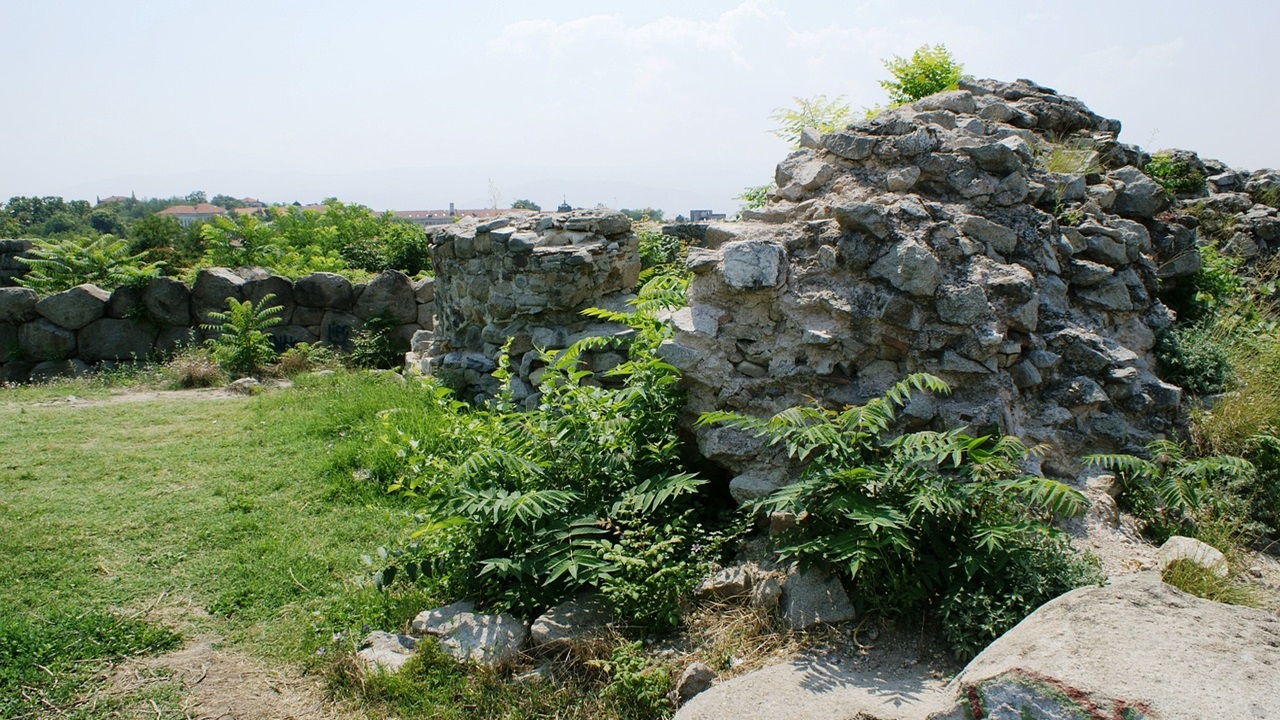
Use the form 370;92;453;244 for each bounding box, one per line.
664;77;1209;481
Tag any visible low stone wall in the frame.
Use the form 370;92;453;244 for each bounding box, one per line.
0;267;436;383
0;239;32;287
407;210;640;400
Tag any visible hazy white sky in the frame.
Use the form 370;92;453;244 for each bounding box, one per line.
2;1;1276;215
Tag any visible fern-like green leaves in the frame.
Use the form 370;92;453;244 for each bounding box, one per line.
700;372;1097;658
16;235;163;295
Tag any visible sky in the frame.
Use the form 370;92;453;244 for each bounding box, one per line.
2;1;1277;217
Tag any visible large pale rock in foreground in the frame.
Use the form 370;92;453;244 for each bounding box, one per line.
678;572;1280;720
944;571;1280;720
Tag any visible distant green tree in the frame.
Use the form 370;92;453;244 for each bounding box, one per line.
185;190;208;204
201;213;280;267
210;194;247;209
88;208;126;236
769;95;851;148
621;208;664;223
880;44;964;105
511;199;541;211
4;196;67;232
40;211;88;237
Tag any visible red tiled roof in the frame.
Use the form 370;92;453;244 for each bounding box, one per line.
158;203;226;216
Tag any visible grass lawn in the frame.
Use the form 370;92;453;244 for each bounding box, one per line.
0;372;436;718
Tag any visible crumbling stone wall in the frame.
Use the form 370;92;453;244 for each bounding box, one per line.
0;240;32;287
408;210;640;400
0;268;435;383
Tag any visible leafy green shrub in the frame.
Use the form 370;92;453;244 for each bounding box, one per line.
1085;440;1254;546
1161;241;1247;324
1241;433;1280;538
201;294;285;377
379;275;728;625
880;44;964;105
599;641;672;720
637;230;684;272
1160;558;1263;607
16;234;164;294
736;183;775;212
348;313;409;370
769;95;851;147
276;341;340;377
938;533;1101;659
1145;152;1206;196
699;374;1092;658
1155;326;1234;396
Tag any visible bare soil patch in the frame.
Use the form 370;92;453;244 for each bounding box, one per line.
107;636;349;720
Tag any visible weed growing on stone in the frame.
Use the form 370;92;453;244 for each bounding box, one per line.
1145;152;1206;196
1160;559;1265;607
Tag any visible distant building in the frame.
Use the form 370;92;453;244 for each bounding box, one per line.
392;204;518;227
96;195;130;205
689;210;726;222
157;203;227;227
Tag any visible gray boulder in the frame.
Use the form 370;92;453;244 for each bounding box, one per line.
29;358;91;383
670;662;716;706
0;287;38;323
0;323;17;362
869;239;940;297
1111;166;1169;218
19;319;75;361
356;631;417;674
320;311;361;350
780;566;855;629
411;600;477;635
353;270;417;323
142;277;191;326
528;596;613;648
79;319;158;362
35;284;109;330
294;272;353;309
190;268;246;324
412;602;528;668
105;284;143;319
242;275;294;322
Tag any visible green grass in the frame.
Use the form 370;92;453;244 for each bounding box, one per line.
1161;559;1265;608
0;370;442;716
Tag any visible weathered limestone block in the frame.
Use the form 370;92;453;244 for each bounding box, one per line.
869;239;940;297
720;241;785;290
356;632;417;674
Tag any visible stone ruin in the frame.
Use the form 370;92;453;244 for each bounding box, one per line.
411;77;1277;487
407;210;640;401
669;77;1193;485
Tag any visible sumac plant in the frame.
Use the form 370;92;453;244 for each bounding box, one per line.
698;373;1099;657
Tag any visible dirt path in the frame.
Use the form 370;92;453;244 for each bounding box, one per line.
105;635;351;720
